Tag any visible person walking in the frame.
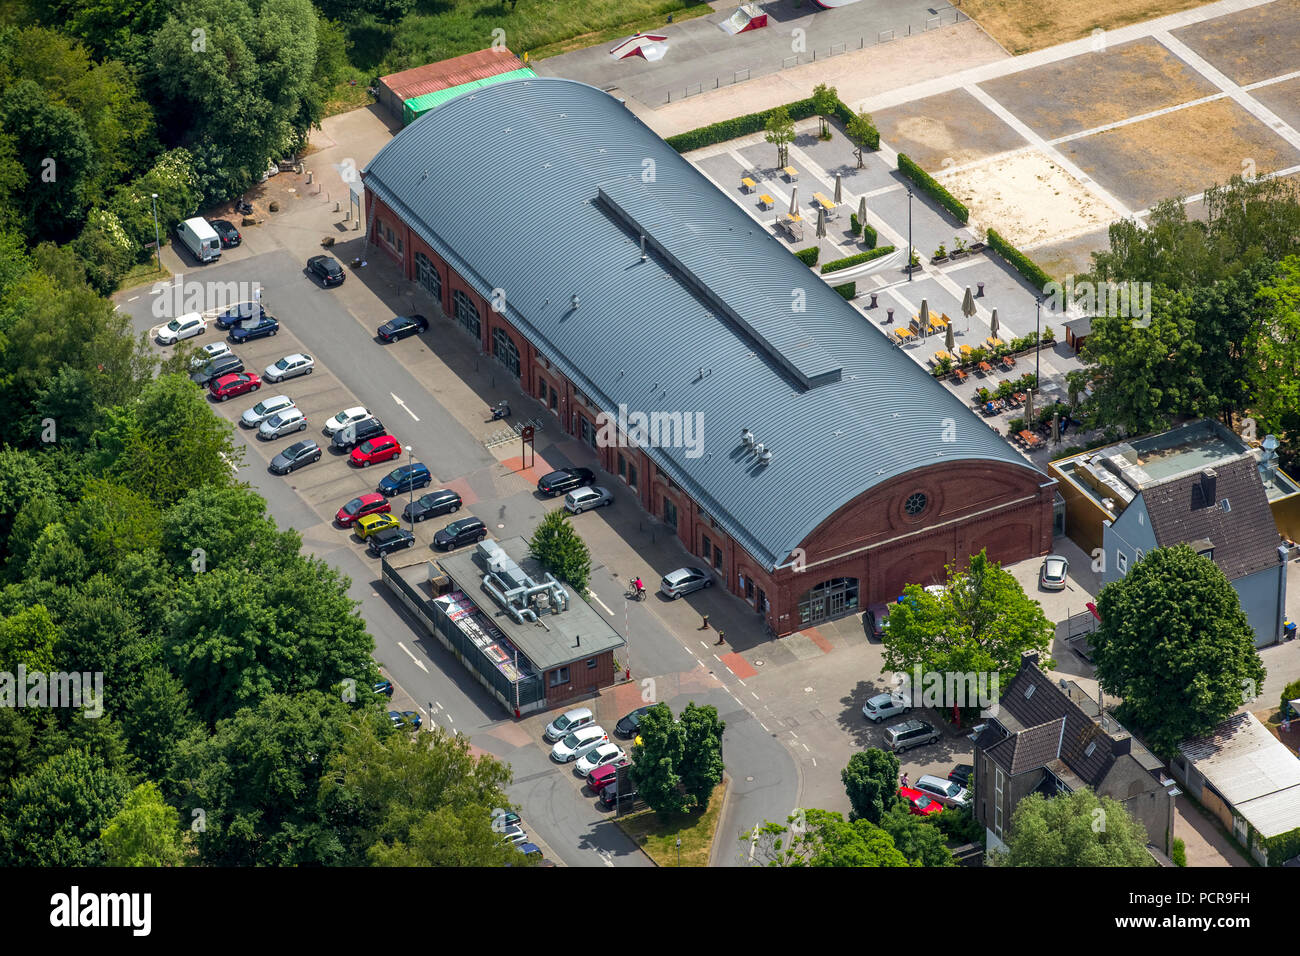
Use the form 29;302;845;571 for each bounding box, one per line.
900;772;909;789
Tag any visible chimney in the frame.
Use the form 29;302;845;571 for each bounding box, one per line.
1110;735;1131;756
1199;468;1217;508
1023;651;1040;667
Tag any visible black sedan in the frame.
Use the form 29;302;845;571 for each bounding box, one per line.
269;439;321;475
615;705;657;739
402;489;462;523
377;314;429;342
367;526;415;557
211;219;242;247
215;302;265;330
948;764;974;788
308;255;345;286
537;467;596;498
229;314;280;343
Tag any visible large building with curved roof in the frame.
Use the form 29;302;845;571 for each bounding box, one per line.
362;75;1056;636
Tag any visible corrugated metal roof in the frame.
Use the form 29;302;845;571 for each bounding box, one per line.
1180;712;1300;821
380;47;524;102
403;67;537;123
362;77;1047;569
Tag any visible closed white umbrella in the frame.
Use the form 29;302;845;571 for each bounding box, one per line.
990;307;1000;338
918;298;930;336
789;186;798;216
945;320;956;355
857;196;867;239
962;286;976;333
816;206;827;238
834;173;843;204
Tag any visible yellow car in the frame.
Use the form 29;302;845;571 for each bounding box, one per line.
355;513;401;539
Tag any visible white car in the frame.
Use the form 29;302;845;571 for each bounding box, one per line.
574;742;626;777
501;824;528;845
914;773;970;808
564;485;613;514
157;312;206;344
861;692;912;723
550;725;608;763
263;353;314;383
258;407;308;440
241;395;294;428
1039;555;1069;590
323;406;371;437
191;342;231;368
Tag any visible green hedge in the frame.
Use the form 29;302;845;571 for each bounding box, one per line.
986;227;1054;291
666;95;878;153
861;222;877;249
820;245;895;274
795;246;820;266
897;153;968;224
832;281;855;299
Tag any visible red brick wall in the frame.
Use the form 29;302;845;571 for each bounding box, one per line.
544;651;617;705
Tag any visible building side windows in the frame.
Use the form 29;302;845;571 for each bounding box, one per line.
1117;550;1128;575
549;666;570;687
994;768;1005;837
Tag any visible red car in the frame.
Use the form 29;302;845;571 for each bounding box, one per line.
586;758;631;792
209;371;261;401
900;786;943;817
349;434;401;468
336;492;391;526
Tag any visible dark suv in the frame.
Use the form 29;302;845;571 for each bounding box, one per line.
537;467;596;498
402;489;462;523
367;527;415;557
190;353;245;387
215;302;265;331
332;416;386;451
433;516;487;551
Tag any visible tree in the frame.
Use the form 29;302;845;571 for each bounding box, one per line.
841;748;899;824
630;703;686;816
747;808;909;866
120;666;201;787
100;781;187;866
1248;254;1300;457
0;80;96;242
54;574;161;704
1092;544;1266;756
989;789;1154;866
0;605;59;673
161;483;284;574
881;550;1054;707
527;508;591;592
811;82;837;138
0;747;130;866
846;109;876;168
65;478;162;571
879;803;955;866
677;702;725;810
764;106;795;169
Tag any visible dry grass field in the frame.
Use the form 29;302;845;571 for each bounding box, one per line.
960;0;1219;54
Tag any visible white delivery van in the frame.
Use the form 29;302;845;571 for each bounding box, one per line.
176;217;222;263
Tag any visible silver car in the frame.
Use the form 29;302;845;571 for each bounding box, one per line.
862;692;912;723
1039;555;1069;590
564;486;613;514
263;353;314;383
914;773;970;808
258;407;307;440
660;567;711;599
240;395;294;428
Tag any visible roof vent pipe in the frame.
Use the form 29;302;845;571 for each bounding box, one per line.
759;447;773;464
754;443;766;457
741;428;755;448
640;234;647;261
571;294;580;310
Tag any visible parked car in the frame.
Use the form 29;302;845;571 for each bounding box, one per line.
948;764;974;788
598;781;638;809
1039;554;1069;590
268;439;321;475
564;486;613;514
377;314;428;342
614;705;657;739
377;462;432;496
373;680;394;698
332;416;386;451
544;707;595;743
586;760;630;792
191;342;231;367
433;516;487;551
500;824;528;845
914;773;970;808
900;786;943;817
884;718;940;753
176;217;221;263
862;692;912;723
660;567;711;599
208;371;261;402
367;527;416;557
214;302;264;331
308;254;345;286
574;743;626;777
240;394;294;428
350;434;401;468
228;314;279;343
323;406;371;437
190;353;244;387
493;809;522;829
157;311;206;344
336;492;390;526
263;353;314;383
536;467;595;497
551;725;608;763
865;602;891;641
515;842;542;858
388;710;422;731
258;407;307;440
402;489;462;523
355;513;401;540
211;219;241;248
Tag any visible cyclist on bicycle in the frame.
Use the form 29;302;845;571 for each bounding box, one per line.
634;577;645;599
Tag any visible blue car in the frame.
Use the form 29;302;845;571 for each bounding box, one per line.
215;302;265;330
229;315;280;343
377;462;432;496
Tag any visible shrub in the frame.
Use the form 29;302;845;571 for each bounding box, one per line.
986;227;1054;291
832;281;855;299
795;246;820;266
1008;417;1026;432
897;153;969;223
1172;838;1187;867
840;104;880;149
849;212;862;237
666;97;818;153
861;222;877;248
820;245;895;274
1283;679;1300;715
1042;324;1056;342
933;243;947;260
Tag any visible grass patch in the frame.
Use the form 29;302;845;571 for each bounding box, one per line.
324;77;375;118
615;780;727;866
116;258;170;293
961;0;1218;55
529;3;714;60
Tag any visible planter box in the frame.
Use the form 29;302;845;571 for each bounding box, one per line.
949;249;968;260
968;241;986;252
932;255;949;264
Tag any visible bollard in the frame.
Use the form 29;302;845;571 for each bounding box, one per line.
306;170;313;185
887;307;894;323
334;201;340;212
977;281;985;297
869;292;878;308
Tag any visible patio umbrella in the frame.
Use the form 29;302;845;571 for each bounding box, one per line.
990;308;1000;338
834;173;843;204
918;299;930;336
1024;390;1034;427
961;285;976;333
945;320;955;355
789;186;798;216
816;206;826;238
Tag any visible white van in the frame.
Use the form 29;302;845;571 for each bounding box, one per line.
176;217;221;263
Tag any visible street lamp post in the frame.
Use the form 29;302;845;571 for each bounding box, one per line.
1035;296;1043;392
150;193;161;271
406;445;415;531
906;188;914;282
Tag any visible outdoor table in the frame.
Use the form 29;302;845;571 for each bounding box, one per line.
758;194;774;209
953;368;968;382
741;177;757;193
986;337;1003;348
959;345;974;358
930;316;947;332
783;166;798;181
977;361;993;373
894;327;913;341
1001;355;1015;369
933;350;953;363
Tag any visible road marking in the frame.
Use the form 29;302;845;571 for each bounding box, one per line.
735;677;746;686
758;722;769;732
750;692;759;700
391;393;420;421
127;295;139;302
802;743;810;753
397;642;429;673
597;849;614;867
788;731;798;740
588;590;614;616
810;757;816;767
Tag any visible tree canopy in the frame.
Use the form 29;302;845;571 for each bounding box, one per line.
989;789;1154;867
